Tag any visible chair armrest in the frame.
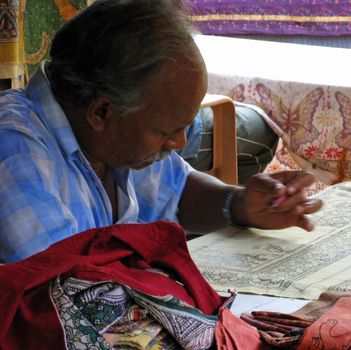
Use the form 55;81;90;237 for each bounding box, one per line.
200;94;238;184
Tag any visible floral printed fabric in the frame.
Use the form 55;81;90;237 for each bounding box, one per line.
241;83;351;185
207;69;351;194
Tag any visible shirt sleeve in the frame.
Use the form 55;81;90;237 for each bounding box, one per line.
0;129;78;262
177;112;203;160
130;151;196;224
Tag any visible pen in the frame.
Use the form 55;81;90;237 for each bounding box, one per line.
271;195;287;208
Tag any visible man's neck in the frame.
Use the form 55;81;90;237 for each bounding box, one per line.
82;148;107;183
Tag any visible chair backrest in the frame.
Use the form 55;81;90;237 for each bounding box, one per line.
201;94;238;185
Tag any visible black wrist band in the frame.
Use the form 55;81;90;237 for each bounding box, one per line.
222;188;246;228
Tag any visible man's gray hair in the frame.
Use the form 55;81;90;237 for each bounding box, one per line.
46;0;202;115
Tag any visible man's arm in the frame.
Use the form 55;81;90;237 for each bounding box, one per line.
0;130;80;262
178;170;323;233
178;171;238;233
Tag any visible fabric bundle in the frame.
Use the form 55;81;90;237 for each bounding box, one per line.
0;221;228;349
52;274;223;349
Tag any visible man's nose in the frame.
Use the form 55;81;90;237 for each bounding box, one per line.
164;130;187;150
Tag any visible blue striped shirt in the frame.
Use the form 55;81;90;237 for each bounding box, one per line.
0;62;193;263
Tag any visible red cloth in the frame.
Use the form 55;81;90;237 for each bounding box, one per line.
296;296;351;349
215;308;270;350
0;221;223;350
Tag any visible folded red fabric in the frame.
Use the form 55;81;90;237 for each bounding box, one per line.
0;221;223;349
215;307;270;350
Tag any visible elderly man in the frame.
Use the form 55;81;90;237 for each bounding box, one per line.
0;0;321;263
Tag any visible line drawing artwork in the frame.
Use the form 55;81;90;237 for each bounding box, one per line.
188;183;351;299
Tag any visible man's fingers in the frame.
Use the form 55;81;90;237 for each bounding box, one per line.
244;171;322;232
271;171;316;194
270;190;308;212
296;215;314;232
280;199;322;231
270;191;322;216
276;212;315;232
301;198;323;214
248;173;287;198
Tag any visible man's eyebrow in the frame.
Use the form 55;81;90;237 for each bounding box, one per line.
164;124;190;135
158;122;189;134
173;125;189;132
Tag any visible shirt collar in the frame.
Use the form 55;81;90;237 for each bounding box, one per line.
26;60;80;158
26;61;133;185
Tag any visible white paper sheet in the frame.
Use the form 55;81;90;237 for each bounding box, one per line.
227;293;310;316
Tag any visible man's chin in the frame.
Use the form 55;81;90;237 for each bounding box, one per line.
124;161;153;170
132;162;153;170
123;152;171;170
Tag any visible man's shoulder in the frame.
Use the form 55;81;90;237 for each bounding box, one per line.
0;88;32;109
0;89;43;133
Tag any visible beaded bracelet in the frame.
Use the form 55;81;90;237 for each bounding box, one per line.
222;187;246;228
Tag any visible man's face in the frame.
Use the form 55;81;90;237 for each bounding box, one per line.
100;62;207;169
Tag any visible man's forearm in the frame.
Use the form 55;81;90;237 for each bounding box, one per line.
178;171;243;233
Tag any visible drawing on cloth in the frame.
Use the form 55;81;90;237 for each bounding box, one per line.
188;182;351;300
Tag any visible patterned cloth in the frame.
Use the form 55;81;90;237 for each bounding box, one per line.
0;0;26;86
126;288;218;349
52;278;180;349
0;61;193;263
189;0;351;37
23;0;89;76
296;296;351;350
0;0;91;86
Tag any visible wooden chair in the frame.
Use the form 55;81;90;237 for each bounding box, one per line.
200;94;238;185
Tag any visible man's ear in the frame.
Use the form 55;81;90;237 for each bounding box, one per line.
86;96;116;132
